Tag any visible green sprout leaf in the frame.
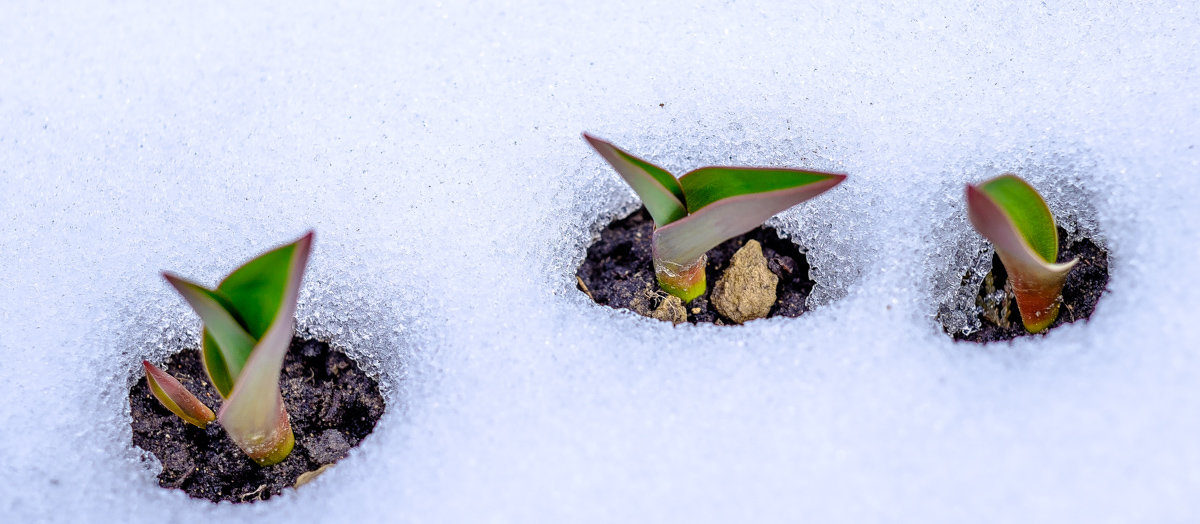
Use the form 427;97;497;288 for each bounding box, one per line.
966;174;1078;333
654;168;846;267
201;330;235;400
584;133;687;227
163;274;256;398
975;175;1059;263
217;231;312;466
216;241;301;339
143;360;215;428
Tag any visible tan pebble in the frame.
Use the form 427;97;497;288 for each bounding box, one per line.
650;294;688;325
711;240;778;324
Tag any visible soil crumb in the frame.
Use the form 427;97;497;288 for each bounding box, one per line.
711;240;779;324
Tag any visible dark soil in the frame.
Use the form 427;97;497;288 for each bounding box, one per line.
130;337;385;503
951;229;1109;343
577;207;815;324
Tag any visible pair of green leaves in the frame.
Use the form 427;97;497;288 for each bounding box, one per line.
585;134;846;301
967;175;1077;333
146;232;312;465
165;233;310;400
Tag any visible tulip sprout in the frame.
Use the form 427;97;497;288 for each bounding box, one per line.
143;360;215;428
144;232;313;466
584;133;845;302
966;175;1077;333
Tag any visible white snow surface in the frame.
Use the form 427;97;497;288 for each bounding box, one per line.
2;1;1199;522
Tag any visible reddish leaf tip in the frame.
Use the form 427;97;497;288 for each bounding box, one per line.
582;132;611;152
293;231;315;270
161;272;192;293
825;173;848;189
964;183;994;220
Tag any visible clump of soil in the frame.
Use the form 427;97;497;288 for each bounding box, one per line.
130;337;385;503
950;229;1109;343
711;240;779;323
577;207;815;324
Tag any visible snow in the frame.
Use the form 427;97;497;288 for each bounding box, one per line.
2;0;1199;521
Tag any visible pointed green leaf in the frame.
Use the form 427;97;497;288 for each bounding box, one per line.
218;231;312;465
164;273;256;395
679;167;844;214
584;133;687;227
201;330;235;398
974;174;1059;263
966;176;1077;333
143;360;215;428
654;169;845;266
216;241;302;339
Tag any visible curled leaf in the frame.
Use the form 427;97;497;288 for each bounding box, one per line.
143;361;215;428
966;175;1077;333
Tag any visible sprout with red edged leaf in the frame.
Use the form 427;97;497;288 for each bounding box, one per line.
584;133;846;302
143;231;312;466
142;360;215;428
966;175;1077;333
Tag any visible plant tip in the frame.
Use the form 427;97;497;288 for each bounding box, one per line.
965;174;1078;333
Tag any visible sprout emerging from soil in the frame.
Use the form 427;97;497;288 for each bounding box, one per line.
146;231;313;466
966;175;1077;333
585;133;845;302
142;360;215;428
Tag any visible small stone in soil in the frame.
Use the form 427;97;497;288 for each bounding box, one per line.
711;240;779;324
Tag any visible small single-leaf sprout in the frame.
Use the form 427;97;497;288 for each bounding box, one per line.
147;231;313;466
966;174;1078;333
584;133;846;302
142;360;215;428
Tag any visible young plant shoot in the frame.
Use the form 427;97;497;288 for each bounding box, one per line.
143;360;216;428
584;133;846;302
966;175;1077;333
145;231;313;466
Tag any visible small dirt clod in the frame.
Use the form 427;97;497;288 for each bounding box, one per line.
651;294;688;324
711;240;778;324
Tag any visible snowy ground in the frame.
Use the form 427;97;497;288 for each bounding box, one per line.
2;1;1199;522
